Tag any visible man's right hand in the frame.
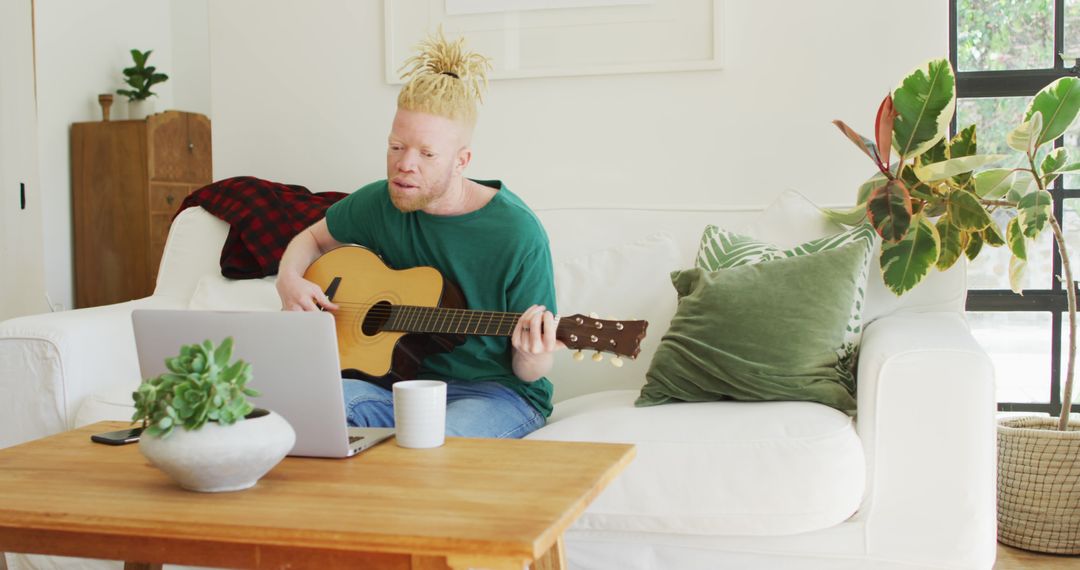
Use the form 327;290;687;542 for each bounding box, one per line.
276;219;344;312
277;272;340;312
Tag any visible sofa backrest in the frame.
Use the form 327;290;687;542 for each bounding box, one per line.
157;202;965;403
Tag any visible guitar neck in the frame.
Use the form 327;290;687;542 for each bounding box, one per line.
379;305;644;359
383;305;541;338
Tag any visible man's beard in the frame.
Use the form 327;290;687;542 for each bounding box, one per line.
389;169;453;213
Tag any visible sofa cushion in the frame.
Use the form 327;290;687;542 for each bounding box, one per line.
529;390;865;536
637;242;868;414
548;232;684;402
739;189;846;250
188;274;281;311
695;223;876;393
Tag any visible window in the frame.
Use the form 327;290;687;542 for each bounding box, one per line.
951;0;1080;415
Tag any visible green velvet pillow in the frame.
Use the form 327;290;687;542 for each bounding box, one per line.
637;242;869;415
696;223;877;389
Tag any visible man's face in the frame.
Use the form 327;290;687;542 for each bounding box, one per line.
386;108;468;213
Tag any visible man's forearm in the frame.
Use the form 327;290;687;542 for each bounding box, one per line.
278;228;324;280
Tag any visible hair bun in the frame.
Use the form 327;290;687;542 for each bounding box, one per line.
398;28;492;104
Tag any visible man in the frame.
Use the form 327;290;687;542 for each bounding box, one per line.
276;31;561;438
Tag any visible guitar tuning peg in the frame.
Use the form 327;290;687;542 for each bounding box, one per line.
573;350;584;361
592;351;604;362
610;356;624;368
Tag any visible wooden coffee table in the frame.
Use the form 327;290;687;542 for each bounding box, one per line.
0;422;634;570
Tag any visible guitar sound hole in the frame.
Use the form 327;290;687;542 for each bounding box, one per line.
362;300;393;336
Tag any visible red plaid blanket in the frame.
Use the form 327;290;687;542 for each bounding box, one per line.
176;176;348;278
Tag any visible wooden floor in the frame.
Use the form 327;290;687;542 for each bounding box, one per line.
997;543;1080;569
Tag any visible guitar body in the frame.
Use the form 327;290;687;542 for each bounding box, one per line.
304;246;465;388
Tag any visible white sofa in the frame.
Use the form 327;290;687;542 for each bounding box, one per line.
0;192;997;569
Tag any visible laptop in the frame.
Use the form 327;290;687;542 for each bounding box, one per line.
131;309;395;458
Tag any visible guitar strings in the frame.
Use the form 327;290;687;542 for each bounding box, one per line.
332;308;535;330
328;300;603;323
322;301;538;330
330;299;524;317
326;300;556;324
324;302;634;331
329;303;526;321
321;300;634;344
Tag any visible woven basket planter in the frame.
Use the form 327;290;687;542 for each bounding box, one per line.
997;416;1080;553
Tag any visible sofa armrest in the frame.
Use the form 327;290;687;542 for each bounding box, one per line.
0;296;185;449
855;311;996;568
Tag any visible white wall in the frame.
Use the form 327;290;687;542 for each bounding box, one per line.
208;1;946;210
171;0;211;114
34;0;210;311
29;1;946;312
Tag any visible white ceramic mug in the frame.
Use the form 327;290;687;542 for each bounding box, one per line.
392;380;447;448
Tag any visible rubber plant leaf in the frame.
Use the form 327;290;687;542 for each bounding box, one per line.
875;94;896;170
947;124;978;186
913;154;1005;182
1017;190;1052;238
946;188;993;231
982;221;1006;247
1006;217;1027;261
1007;111;1043;155
892;59;956;160
1009;254;1027;295
824;204;869;226
867;178;913;242
935;215;963;271
880;214;940;296
834;120;883;169
1025;76;1080;148
965;230;984;260
974;169;1018;199
857;172;890;205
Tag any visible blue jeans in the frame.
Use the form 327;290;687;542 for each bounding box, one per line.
342;379;546;439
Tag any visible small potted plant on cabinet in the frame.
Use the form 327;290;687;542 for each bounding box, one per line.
116;48;168;120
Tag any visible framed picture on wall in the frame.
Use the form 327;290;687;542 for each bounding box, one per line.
383;0;723;83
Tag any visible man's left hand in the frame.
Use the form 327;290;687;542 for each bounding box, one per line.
512;305;565;355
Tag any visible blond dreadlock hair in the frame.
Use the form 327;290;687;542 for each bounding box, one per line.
397;29;492;128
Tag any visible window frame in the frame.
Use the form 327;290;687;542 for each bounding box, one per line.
950;0;1080;415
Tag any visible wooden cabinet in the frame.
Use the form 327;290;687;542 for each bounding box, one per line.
71;111;211;308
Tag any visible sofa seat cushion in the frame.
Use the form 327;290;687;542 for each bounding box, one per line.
528;390;865;537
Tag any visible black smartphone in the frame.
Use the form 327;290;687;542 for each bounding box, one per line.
90;427;144;445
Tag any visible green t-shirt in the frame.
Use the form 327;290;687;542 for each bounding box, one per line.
324;179;557;417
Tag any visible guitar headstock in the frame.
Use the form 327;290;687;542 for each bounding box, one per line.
556;314;648;361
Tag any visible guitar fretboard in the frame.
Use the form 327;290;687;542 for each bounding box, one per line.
383;305;552;337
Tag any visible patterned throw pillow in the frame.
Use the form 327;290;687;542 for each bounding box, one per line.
695;223;878;394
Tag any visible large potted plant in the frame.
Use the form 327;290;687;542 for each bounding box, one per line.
830;58;1080;553
116;48;168;120
132;337;295;492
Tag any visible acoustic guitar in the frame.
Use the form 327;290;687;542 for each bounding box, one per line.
304;245;648;387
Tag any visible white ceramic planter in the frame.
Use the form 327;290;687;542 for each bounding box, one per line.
139;409;295;492
128;98;154;120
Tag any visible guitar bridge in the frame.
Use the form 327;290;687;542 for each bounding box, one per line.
324;277;342;302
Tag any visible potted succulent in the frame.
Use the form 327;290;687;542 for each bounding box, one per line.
116;48;168;120
132;337;295;493
829;58;1080;553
